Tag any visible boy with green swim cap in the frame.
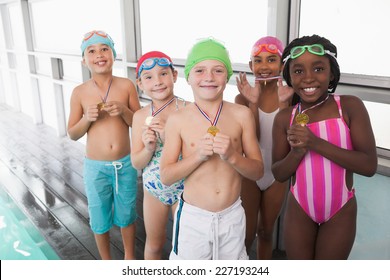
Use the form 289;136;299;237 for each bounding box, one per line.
68;30;141;260
184;38;233;81
160;38;264;260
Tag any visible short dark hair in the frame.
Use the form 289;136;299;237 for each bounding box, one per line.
282;34;340;104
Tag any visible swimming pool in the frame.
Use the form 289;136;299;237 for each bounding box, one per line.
0;185;60;260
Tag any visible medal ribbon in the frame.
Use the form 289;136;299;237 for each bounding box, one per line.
298;95;329;114
194;101;223;127
151;97;176;117
95;77;113;103
255;75;281;81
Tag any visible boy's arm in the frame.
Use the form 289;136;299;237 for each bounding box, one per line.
214;107;263;181
105;80;141;126
235;94;260;140
121;80;141;127
160;113;206;186
67;88;95;140
130;109;156;170
124;80;141;126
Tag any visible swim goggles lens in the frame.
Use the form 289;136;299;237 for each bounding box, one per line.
143;58;171;68
290;44;325;59
251;44;280;56
83;30;108;41
283;44;336;63
138;58;172;77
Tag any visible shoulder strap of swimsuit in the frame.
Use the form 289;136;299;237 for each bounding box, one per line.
333;94;343;117
174;96;186;110
289;104;299;126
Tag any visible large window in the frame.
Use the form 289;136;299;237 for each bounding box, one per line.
139;0;269;102
299;0;390;78
29;0;122;56
139;0;268;64
26;0;123;132
299;0;390;150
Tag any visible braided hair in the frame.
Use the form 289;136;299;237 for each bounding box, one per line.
282;35;340;105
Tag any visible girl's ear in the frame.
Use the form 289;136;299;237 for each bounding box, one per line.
172;69;178;83
136;78;143;90
328;73;335;92
248;60;253;72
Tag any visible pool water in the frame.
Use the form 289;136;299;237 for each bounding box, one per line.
349;173;390;259
0;186;60;260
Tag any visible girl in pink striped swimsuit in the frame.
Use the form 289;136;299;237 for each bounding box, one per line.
272;35;377;259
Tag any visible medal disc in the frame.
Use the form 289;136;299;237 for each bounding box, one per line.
295;113;309;125
97;102;105;111
145;116;154;125
207;126;219;136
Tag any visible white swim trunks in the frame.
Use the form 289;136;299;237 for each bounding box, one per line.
170;197;248;260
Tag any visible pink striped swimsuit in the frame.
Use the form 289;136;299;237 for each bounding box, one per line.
289;95;354;224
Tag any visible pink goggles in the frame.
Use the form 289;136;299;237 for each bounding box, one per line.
251;43;282;57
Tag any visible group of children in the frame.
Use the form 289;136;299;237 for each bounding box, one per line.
67;30;377;260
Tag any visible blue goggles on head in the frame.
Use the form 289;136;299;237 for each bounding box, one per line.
137;57;172;77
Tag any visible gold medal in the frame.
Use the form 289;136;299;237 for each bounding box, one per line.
207;126;219;136
195;102;223;137
97;102;105;111
145;116;154;126
95;78;113;112
295;95;330;126
295;113;309;125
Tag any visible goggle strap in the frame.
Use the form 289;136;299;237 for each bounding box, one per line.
325;50;337;59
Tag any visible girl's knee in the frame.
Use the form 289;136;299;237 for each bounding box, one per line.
257;228;274;241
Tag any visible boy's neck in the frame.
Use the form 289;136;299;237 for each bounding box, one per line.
91;73;114;87
194;96;224;111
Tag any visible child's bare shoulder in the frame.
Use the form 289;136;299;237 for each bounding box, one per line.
339;94;363;107
72;80;92;97
338;94;366;119
166;102;192;124
272;106;294;129
225;101;252;116
114;76;137;90
133;104;150;118
132;107;149;129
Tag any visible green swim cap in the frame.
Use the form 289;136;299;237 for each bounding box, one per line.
184;38;233;81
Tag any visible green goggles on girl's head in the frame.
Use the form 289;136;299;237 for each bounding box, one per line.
283;44;336;63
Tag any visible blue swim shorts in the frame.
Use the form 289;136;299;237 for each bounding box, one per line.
83;154;138;234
